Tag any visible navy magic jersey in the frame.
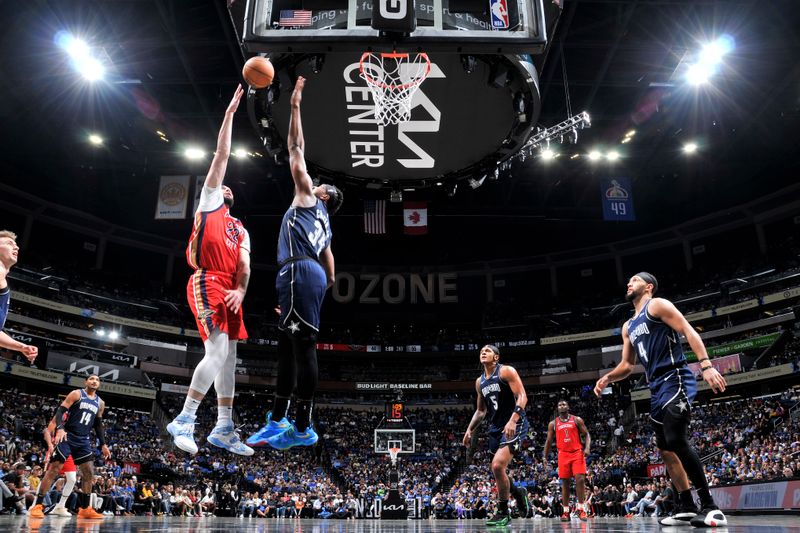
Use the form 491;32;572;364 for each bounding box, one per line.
0;286;9;332
64;389;101;439
277;199;332;264
627;299;688;384
480;364;516;429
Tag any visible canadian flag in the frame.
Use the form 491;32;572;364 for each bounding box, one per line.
403;201;428;235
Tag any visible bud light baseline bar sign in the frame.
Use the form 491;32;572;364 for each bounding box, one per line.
601;178;636;221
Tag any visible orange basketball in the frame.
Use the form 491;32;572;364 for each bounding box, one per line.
243;56;274;89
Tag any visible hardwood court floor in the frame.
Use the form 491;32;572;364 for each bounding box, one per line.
3;514;799;533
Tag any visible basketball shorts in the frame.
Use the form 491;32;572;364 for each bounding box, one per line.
558;449;587;479
649;367;696;424
55;437;94;465
488;416;529;455
59;454;76;474
276;259;327;337
187;269;247;342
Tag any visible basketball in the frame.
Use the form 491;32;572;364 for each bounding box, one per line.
242;56;274;89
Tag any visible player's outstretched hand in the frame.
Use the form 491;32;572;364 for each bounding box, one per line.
54;429;66;445
101;445;111;460
593;375;609;397
703;367;727;394
21;344;38;363
290;76;306;108
503;419;517;441
224;287;246;314
462;430;472;447
226;84;244;115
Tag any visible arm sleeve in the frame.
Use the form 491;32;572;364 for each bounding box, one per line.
93;417;106;446
55;406;68;429
240;229;251;253
197;185;224;213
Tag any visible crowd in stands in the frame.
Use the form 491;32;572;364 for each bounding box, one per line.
0;380;798;518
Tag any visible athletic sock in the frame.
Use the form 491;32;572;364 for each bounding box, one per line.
498;500;508;513
35;493;44;506
216;405;233;428
679;490;695;509
80;492;90;509
272;396;290;421
696;488;715;509
295;399;313;432
180;397;201;419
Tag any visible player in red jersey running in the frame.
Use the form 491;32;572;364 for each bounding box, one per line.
167;85;254;457
543;399;592;521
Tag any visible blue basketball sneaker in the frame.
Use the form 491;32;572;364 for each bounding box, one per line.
265;424;318;450
246;412;292;447
208;424;254;456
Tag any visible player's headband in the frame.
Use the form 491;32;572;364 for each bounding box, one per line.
484;344;500;356
634;272;658;294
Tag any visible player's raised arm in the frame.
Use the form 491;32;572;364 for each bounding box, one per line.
649;298;727;393
287;77;314;199
204;85;244;190
594;320;636;396
463;378;487;447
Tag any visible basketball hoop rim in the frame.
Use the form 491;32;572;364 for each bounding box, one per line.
359;52;431;91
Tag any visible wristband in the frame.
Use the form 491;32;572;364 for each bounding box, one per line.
513;405;526;419
701;366;714;372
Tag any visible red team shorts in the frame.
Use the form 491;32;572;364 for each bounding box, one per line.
59;454;76;474
187;270;248;342
558;449;587;479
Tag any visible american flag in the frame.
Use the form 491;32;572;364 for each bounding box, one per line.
279;9;313;27
364;200;386;234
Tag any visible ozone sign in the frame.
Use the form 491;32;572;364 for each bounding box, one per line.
262;54;538;182
332;272;458;304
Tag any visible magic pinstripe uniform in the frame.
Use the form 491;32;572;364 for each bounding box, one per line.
480;363;529;453
627;298;696;425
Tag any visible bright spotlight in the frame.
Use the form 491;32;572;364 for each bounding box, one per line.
541;148;556;161
65;37;90;60
683;142;698;154
686;63;711;85
700;35;735;66
76;56;105;81
185;147;205;160
625;130;636;138
88;134;103;145
606;150;620;161
108;331;119;340
233;148;248;158
95;329;106;337
588;150;602;161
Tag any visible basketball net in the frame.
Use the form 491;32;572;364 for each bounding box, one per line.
388;447;401;467
360;52;431;126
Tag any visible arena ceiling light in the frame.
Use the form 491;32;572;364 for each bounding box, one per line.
540;148;557;161
233;148;249;158
588;150;602;162
95;328;106;337
88;134;103;145
683;142;699;154
184;147;205;160
606;150;620;161
686;35;735;85
108;331;120;340
56;32;106;81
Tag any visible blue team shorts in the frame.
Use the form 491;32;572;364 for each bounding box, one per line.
276;259;328;337
649;367;697;424
488;416;530;455
55;437;95;465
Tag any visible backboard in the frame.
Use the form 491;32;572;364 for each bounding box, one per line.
374;428;416;454
239;0;548;54
230;0;562;188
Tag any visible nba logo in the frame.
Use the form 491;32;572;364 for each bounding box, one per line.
490;0;509;29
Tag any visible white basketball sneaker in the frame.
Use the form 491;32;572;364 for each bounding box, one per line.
167;414;198;454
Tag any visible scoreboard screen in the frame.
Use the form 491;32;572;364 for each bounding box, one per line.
386;401;405;422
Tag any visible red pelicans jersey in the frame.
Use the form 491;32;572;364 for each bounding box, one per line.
186;185;250;274
555;415;582;453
